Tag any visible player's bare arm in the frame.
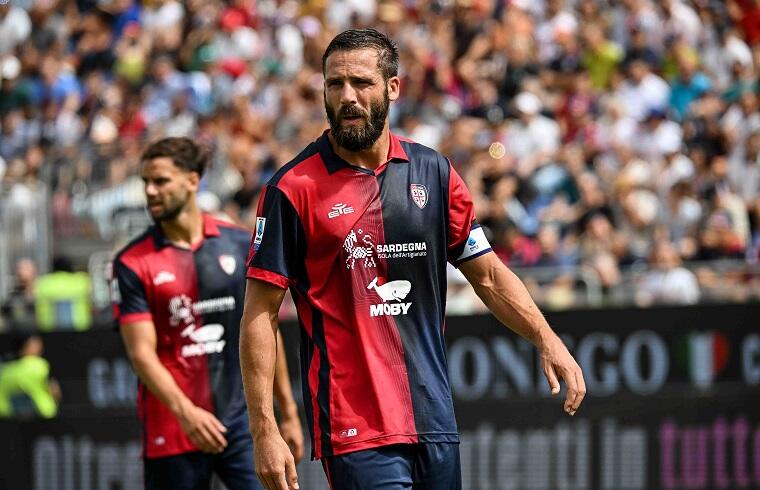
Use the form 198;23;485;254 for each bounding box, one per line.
240;279;299;490
120;320;228;453
274;330;304;463
459;252;587;416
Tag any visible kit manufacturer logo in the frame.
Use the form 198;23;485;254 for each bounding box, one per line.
329;203;355;219
153;270;176;286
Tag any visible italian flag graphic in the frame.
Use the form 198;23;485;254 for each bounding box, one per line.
679;332;730;388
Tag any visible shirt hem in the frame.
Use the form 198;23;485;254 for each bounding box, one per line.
119;312;153;325
246;266;290;289
453;248;493;267
314;432;460;460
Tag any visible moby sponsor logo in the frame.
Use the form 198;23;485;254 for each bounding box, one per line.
367;277;412;317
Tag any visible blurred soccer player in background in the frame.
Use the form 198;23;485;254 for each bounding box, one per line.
241;29;586;490
112;137;303;490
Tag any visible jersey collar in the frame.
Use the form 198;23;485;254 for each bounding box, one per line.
150;213;220;249
318;130;410;174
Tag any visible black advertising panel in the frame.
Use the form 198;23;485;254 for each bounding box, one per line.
0;303;758;489
441;304;760;490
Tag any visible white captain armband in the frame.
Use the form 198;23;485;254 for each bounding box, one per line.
456;226;492;263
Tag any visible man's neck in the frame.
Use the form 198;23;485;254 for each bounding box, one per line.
159;206;204;249
329;125;391;171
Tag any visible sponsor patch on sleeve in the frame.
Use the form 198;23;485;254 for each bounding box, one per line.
456;226;491;263
253;217;266;250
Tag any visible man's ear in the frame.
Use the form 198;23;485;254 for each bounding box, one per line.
388;76;401;102
187;171;201;190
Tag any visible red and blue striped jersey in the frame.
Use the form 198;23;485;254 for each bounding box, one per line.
112;214;252;458
247;132;491;459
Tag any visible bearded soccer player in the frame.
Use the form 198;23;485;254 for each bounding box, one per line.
241;29;586;490
112;137;304;490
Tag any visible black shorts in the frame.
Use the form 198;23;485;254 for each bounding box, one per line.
144;427;262;490
321;442;461;490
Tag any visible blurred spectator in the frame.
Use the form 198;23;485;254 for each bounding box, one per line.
0;258;37;332
637;240;700;305
34;256;92;331
0;0;757;312
581;23;623;89
0;2;31;56
0;333;60;419
669;52;712;120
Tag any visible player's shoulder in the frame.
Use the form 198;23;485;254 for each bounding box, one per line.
266;139;322;189
113;228;156;265
397;135;450;170
211;215;252;243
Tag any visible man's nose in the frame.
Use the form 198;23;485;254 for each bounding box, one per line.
340;83;358;106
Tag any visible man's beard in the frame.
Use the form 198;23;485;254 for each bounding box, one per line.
149;194;189;223
325;87;390;152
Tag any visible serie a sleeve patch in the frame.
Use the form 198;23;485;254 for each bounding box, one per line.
456;226;492;263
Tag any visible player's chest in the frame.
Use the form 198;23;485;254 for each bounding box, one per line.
144;242;244;308
301;164;445;255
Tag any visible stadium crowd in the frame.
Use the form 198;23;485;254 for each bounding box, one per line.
1;0;759;318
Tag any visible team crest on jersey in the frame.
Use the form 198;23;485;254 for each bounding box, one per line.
219;255;236;275
410;184;428;209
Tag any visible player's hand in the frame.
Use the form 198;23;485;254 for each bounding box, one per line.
253;431;299;490
177;403;228;453
540;334;586;416
278;410;305;463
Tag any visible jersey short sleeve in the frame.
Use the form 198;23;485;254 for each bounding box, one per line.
447;163;492;266
111;258;152;325
246;185;304;289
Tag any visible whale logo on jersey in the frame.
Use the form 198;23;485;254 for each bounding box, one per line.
367;277;412;317
180;323;227;358
219;255;236;275
410;184;428;209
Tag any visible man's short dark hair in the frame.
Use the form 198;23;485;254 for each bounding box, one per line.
141;137;208;177
322;28;399;81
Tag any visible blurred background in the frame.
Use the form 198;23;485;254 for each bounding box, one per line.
0;0;758;488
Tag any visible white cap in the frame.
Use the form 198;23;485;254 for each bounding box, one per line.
0;56;21;80
515;92;542;115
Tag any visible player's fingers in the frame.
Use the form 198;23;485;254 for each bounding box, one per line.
258;474;277;490
274;472;290;490
193;426;216;453
543;362;560;395
562;366;583;416
197;423;224;453
562;368;576;414
292;439;304;464
206;422;228;451
187;427;208;452
571;369;586;414
285;455;299;489
212;415;228;434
